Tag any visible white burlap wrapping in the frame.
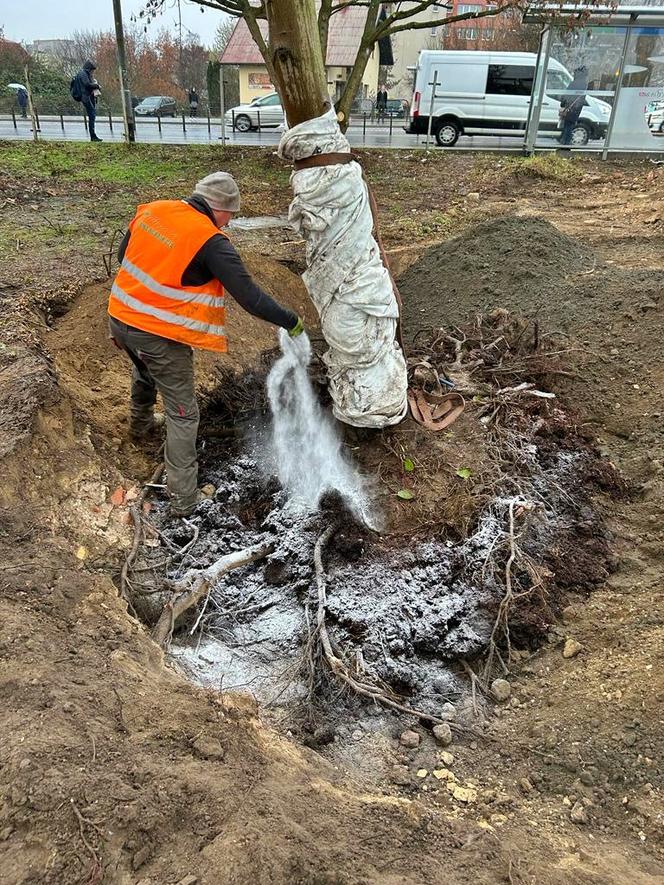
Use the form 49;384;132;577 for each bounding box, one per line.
278;109;407;428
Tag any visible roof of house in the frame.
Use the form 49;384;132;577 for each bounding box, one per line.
220;6;370;67
0;38;30;60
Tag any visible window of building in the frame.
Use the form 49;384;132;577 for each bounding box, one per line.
481;28;494;40
457;27;479;40
457;3;483;13
486;64;535;95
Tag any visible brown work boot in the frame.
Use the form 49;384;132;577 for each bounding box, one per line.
129;412;165;441
169;486;215;519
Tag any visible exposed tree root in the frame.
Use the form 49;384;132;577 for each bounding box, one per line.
313;524;451;727
152;542;273;648
119;460;164;612
70;799;103;884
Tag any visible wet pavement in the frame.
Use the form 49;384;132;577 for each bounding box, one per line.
0;113;574;152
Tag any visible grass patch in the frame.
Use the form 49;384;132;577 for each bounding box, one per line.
474;152;585;185
0;141;291;189
392;209;458;240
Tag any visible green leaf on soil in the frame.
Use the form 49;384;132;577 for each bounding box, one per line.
403;458;415;472
456;467;472;480
397;489;415;500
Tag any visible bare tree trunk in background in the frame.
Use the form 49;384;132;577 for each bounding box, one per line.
264;0;330;127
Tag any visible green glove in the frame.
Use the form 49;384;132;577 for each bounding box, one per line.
288;316;304;338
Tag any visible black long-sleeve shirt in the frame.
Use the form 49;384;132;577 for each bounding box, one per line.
118;195;298;331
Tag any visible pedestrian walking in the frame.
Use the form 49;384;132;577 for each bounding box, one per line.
376;86;388;123
108;172;305;517
559;67;588;148
71;59;103;142
17;86;28;118
188;87;199;117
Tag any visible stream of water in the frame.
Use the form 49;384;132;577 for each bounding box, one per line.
266;330;368;518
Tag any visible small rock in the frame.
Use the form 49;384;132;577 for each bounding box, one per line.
62;702;74;713
389;765;411;786
491;678;511;702
351;729;363;742
177;876;199;885
519;777;534;794
451;784;477;803
132;845;152;870
18;758;32;771
466;192;481;202
313;724;335;746
192;736;225;761
622;732;637;747
432;723;453;746
416;768;428;778
439;750;454;766
399;729;420;749
110;486;126;507
563;639;583;659
0;826;14;841
432;768;452;781
200;483;216;498
570;800;589;824
439;702;457;721
580;770;595;787
490;813;508;826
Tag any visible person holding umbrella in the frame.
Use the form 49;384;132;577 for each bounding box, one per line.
17;86;28;118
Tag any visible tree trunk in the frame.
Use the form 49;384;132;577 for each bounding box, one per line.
264;0;330;126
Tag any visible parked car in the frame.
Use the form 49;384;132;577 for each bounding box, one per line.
225;93;284;132
135;96;177;118
646;100;664;134
406;50;611;147
384;98;407;118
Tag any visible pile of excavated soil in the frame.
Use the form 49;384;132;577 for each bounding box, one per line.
398;215;664;351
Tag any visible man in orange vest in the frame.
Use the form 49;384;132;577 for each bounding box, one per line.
109;171;304;517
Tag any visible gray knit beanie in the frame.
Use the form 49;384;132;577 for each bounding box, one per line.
193;171;240;212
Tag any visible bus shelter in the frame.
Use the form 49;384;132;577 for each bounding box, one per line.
524;5;664;155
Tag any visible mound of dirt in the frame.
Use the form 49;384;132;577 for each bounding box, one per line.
398;216;595;341
48;250;318;472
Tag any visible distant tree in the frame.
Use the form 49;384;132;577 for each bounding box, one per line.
213;17;236;55
0;37;76;113
47;27;210;113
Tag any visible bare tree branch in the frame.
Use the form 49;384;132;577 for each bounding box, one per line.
378;2;525;39
319;0;334;58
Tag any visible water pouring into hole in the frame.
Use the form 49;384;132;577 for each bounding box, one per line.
266;330;375;528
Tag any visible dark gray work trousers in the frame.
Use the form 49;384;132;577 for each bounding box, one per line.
109;317;199;511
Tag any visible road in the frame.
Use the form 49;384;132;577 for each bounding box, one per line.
0;113;573;152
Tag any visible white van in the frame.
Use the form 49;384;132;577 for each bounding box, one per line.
406;50;611;147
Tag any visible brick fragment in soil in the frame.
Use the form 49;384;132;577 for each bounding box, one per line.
138;398;619;733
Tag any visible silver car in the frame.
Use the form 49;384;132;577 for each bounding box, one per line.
225;93;284;132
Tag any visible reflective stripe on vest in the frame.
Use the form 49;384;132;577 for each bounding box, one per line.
108;200;228;353
111;282;226;338
120;257;225;309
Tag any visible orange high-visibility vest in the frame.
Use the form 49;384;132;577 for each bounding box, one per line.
108;200;227;352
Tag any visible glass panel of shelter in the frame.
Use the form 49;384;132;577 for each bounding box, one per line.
533;25;628;151
610;25;664;150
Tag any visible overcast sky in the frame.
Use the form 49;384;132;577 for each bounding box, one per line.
2;1;223;46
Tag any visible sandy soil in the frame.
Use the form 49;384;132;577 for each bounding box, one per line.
0;148;663;884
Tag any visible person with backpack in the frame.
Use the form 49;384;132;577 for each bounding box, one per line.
71;60;102;142
188;87;199;117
